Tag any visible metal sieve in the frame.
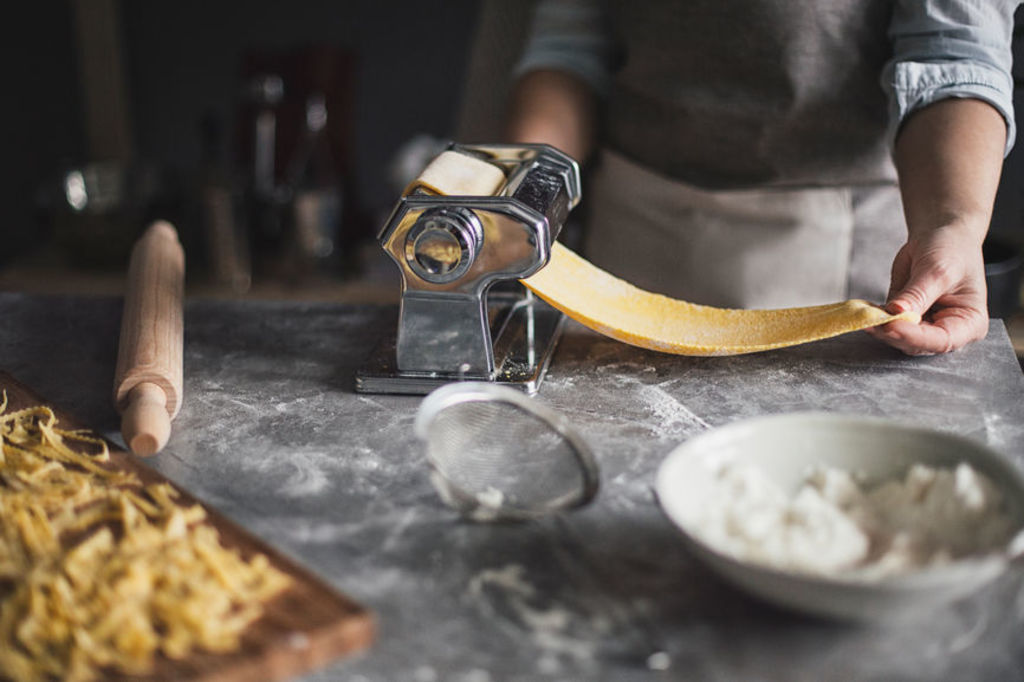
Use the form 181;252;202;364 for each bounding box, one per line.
415;382;599;521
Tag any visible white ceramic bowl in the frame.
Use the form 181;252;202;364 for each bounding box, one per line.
655;412;1024;621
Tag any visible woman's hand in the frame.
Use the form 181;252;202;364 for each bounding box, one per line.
867;223;988;354
873;98;1005;355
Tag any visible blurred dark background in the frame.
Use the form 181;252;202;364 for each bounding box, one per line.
2;1;1023;316
4;0;504;294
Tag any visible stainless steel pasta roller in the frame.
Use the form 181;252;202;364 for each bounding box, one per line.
355;143;581;395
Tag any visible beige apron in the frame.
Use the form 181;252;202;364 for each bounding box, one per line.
584;150;907;309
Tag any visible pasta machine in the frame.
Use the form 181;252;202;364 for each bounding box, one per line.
355;143;581;394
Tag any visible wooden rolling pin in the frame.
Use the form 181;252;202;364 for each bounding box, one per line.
113;221;185;455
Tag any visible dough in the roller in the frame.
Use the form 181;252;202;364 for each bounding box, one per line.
405;150;506;197
409;150;918;356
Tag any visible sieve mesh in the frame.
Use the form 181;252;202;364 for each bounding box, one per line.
417;383;599;520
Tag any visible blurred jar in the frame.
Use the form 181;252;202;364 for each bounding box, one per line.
243;73;291;279
42;161;173;269
199;112;251;293
285;92;344;276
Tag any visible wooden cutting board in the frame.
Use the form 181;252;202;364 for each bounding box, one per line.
0;371;374;681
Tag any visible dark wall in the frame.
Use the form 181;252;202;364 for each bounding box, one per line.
120;0;479;210
3;2;1023;267
2;0;479;263
5;1;85;258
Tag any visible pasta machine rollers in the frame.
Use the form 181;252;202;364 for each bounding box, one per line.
355;143;581;395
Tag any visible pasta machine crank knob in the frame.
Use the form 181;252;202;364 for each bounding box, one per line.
404;207;482;284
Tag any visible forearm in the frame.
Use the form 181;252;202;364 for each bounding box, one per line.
871;97;1007;354
505;69;598;163
894;98;1006;243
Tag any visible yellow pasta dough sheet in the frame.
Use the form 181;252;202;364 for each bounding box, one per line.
409;149;917;357
522;242;917;356
405;150;506;197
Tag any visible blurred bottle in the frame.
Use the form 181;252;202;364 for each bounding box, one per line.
199;112;250;293
285;92;344;276
244;73;290;278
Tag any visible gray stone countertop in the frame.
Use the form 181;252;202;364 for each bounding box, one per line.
2;292;1024;682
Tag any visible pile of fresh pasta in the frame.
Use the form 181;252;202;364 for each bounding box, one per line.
0;395;290;681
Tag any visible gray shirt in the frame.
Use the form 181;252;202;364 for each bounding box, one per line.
516;0;1018;189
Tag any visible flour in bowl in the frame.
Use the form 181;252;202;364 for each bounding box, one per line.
691;461;1018;577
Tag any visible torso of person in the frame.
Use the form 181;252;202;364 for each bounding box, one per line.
604;0;897;189
584;0;904;308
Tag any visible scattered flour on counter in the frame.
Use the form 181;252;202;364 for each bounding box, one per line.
637;381;712;437
690;461;1019;577
475;486;505;509
412;665;438;682
429;472;506;521
279;458;331;497
467;565;598;661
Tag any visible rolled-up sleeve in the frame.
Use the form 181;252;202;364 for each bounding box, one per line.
513;0;617;97
882;0;1021;154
